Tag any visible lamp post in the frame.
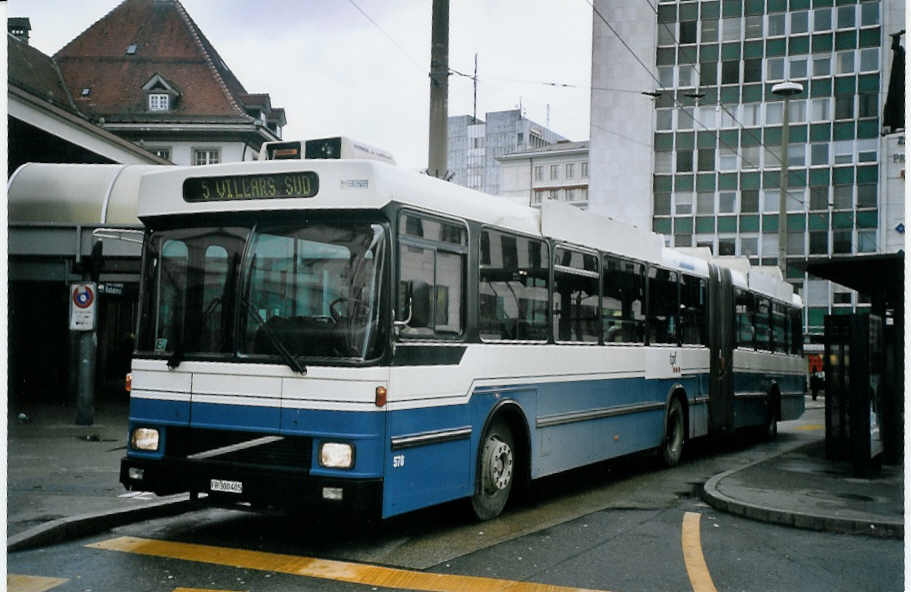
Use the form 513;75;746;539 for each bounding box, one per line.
771;81;804;278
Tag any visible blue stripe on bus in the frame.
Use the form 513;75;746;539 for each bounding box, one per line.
127;370;803;518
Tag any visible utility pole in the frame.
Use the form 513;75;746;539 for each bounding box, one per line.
427;0;449;178
473;53;478;121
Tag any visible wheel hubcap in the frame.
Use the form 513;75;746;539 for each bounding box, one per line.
482;437;513;493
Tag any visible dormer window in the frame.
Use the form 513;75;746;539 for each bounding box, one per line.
149;93;170;111
81;88;91;97
126;44;137;55
142;73;181;113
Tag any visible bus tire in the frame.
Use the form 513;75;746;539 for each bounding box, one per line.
661;397;685;467
471;418;514;521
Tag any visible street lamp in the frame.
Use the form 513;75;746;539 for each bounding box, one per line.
772;81;804;278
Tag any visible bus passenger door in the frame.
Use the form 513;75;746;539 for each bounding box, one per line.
708;266;734;434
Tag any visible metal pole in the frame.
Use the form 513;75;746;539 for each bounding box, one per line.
778;95;790;277
427;0;449;178
75;331;96;425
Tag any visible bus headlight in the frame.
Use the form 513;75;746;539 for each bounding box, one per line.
131;428;160;451
319;442;354;469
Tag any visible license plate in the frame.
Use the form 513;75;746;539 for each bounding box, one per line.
210;479;243;494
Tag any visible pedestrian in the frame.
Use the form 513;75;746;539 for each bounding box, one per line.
810;371;823;401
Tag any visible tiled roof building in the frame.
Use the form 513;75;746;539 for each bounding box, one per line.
52;0;286;164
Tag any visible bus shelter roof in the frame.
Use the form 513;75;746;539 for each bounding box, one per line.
797;252;904;304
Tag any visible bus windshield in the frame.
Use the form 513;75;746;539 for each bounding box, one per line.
138;221;387;364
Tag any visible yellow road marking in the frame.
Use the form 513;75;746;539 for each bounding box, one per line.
88;536;610;592
681;513;718;592
173;588;245;592
7;574;69;592
794;424;824;431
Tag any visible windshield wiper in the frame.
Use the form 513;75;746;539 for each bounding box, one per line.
242;298;307;375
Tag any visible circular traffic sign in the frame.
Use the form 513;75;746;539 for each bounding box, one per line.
73;284;95;309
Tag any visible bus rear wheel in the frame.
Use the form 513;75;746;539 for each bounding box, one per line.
471;419;514;521
661;397;685;467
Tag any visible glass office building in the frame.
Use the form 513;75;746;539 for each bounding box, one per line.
637;0;894;341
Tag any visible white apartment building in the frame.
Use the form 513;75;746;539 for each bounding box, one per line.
497;141;591;209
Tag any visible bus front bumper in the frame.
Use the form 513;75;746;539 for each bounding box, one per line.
120;456;382;516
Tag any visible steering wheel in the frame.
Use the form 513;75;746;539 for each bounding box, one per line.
328;297;348;322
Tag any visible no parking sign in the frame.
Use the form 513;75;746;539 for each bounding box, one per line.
70;282;97;331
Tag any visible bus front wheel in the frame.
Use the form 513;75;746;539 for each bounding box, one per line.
471;419;514;521
661;397;685;467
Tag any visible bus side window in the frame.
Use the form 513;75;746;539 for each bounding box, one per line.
735;289;756;349
553;247;600;343
647;266;679;345
602;256;645;343
680;274;706;346
478;229;549;341
397;212;467;339
755;298;771;351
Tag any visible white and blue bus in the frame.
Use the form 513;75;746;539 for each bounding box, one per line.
120;141;805;520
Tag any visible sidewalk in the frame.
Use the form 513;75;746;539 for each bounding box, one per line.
703;397;904;538
7;401;196;551
7;397;904;552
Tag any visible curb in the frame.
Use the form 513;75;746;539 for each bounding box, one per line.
8;495;201;552
702;445;903;540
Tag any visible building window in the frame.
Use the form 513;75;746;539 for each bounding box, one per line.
659;66;675;88
742;103;761;126
836;51;855;74
814;8;832;32
768;13;786;37
857;230;877;252
859;48;879;72
721;60;739;84
534;166;544;181
833;184;853;208
766;102;784;125
741;190;759;212
150;147;171;160
581;162;589;178
857;139;878;163
837;5;855;29
566;163;575;179
719;192;736;213
677;150;694;172
675;192;693;215
654;193;671;216
810;97;831;121
678;107;694;129
697;192;715;214
698;148;715;171
810;143;829;166
788;144;806;167
788;99;807;123
859;93;878;118
740;236;759;256
810;187;829;210
790;57;808;79
679;65;696;87
722;17;741;41
719;146;738;170
193;149;220;165
550;165;559;180
835;95;854;120
702;19;718;42
861;3;879;27
745;15;763;39
791;11;809;34
680;21;698;44
655;151;673;173
857;183;877;207
148;93;169;111
813;56;831;77
744;59;762;83
657;109;673;130
767;58;785;81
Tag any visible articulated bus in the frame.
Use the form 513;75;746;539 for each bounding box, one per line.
118;144;805;520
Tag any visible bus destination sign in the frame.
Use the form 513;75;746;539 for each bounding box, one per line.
183;172;319;202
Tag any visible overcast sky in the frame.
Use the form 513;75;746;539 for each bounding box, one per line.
10;0;593;170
